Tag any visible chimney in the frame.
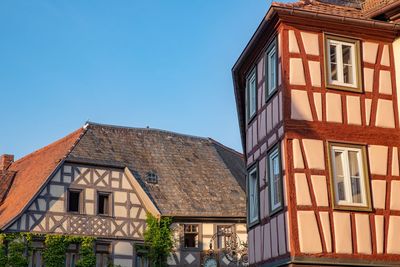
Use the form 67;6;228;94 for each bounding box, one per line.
0;154;14;171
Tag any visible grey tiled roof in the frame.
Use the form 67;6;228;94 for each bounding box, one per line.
67;123;246;218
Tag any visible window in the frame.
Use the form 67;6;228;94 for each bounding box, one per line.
29;240;44;267
184;224;199;248
146;171;158;184
66;243;79;267
97;192;111;216
265;40;277;98
247;164;259;226
268;145;283;214
246;68;257;122
29;250;43;267
29;250;44;267
216;225;233;249
95;243;111;267
135;244;150;267
68;190;81;213
135;255;150;267
328;143;371;209
325;34;361;91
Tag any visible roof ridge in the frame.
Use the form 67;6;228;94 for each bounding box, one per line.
208;138;243;157
87;121;210;141
12;127;85;165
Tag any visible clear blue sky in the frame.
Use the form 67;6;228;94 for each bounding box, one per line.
0;1;274;159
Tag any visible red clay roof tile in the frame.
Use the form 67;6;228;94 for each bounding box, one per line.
0;128;84;229
272;0;364;19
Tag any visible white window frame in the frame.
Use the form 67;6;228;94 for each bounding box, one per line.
325;35;361;90
248;164;259;225
329;144;370;208
265;41;277;97
246;68;257;122
268;146;282;213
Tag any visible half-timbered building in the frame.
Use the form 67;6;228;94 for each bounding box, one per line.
232;0;400;266
0;122;247;267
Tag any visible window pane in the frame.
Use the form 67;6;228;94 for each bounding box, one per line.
249;74;256;116
268;49;276;94
342;45;352;65
330;44;338;81
98;194;110;215
348;151;360;177
334;151;346;201
217;226;233;249
249;169;258;221
351;177;362;203
343;65;353;84
349;151;362;203
273;156;280;206
68;191;80;212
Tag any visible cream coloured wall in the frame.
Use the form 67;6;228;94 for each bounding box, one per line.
393;38;400;127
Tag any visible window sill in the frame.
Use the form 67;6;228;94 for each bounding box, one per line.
265;88;278;103
269;205;283;217
180;247;202;252
333;204;372;212
67;211;83;214
326;83;362;93
247;113;257;125
97;214;114;218
247;218;260;230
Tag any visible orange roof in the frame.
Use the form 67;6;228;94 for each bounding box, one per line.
0;128;84;229
272;0;364;19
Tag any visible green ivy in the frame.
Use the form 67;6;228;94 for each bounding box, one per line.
43;235;70;267
144;213;173;267
0;234;7;267
7;234;29;267
0;233;98;267
76;237;96;267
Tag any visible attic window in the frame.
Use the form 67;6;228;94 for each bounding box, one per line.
146;171;159;184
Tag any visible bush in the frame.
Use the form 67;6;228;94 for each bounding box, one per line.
43;235;69;267
76;237;96;267
144;214;173;267
7;235;29;267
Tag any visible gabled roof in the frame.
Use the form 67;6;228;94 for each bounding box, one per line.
232;0;400;151
67;123;246;218
0;122;246;229
0;128;84;229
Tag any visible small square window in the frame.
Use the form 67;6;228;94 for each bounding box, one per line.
184;224;199;248
268;145;283;214
324;34;361;91
146;171;159;184
97;192;111;215
265;39;278;98
246;68;257;122
328;143;371;210
68;190;81;213
247;164;259;226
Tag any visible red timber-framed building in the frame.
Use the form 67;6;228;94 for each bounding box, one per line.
232;0;400;266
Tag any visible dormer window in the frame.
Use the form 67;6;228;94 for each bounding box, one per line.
146;171;159;184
